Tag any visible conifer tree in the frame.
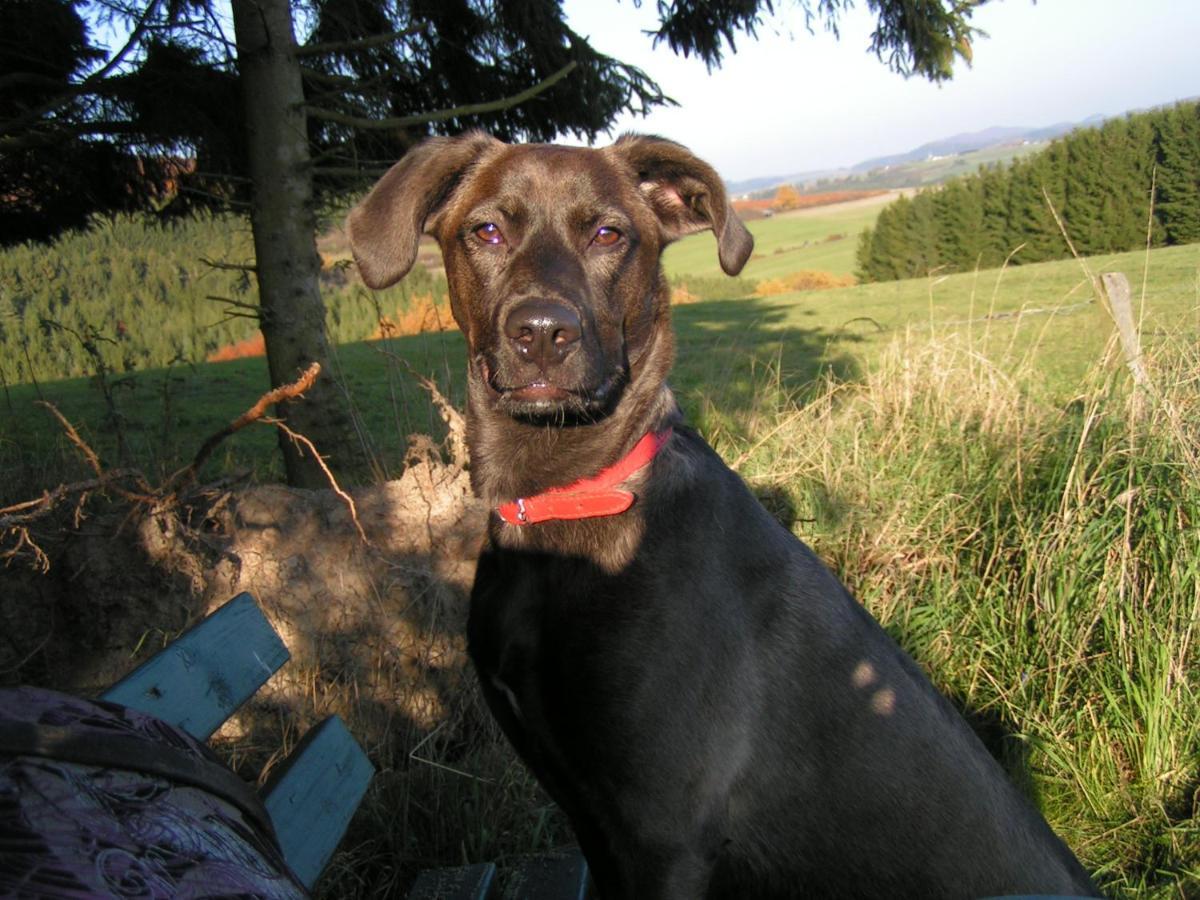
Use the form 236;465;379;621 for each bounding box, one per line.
1116;114;1166;248
978;164;1012;267
934;177;984;271
1156;104;1200;244
1063;127;1109;253
903;189;941;277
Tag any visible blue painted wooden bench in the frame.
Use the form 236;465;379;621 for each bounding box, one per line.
101;591;375;891
407;848;589;900
407;850;589;900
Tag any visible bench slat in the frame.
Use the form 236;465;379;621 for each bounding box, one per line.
101;592;289;741
263;714;375;889
408;862;497;900
498;850;589;900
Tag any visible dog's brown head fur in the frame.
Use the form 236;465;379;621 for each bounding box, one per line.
348;132;752;525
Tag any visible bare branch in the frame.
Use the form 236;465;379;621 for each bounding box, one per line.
36;401;102;477
165;362;321;493
269;418;372;546
305;60;577;131
200;257;258;273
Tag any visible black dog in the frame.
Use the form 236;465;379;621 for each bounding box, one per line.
348;133;1098;899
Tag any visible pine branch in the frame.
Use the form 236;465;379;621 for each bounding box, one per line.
296;24;427;58
0;110;141;147
313;165;391;179
0;0;164;139
305;61;577;131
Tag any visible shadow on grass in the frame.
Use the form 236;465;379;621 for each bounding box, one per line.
670;296;864;430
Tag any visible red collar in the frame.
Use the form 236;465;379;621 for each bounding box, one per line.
497;429;673;527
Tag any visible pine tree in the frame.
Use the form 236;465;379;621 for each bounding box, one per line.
864;198;914;282
1155;103;1200;244
978;165;1012;268
903;190;941;277
1063;127;1109;253
933;177;984;271
1005;149;1067;263
854;226;876;282
1119;113;1166;248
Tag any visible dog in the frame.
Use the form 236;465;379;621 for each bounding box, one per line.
348;133;1098;899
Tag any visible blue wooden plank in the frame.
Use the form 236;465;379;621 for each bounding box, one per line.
497;850;588;900
101;592;289;741
407;863;497;900
262;714;374;889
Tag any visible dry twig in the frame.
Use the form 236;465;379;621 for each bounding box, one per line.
166;362;322;493
270;418;373;547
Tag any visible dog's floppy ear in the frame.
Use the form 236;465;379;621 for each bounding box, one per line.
347;131;500;289
610;134;753;276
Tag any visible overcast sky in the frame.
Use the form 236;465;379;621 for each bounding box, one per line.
561;0;1200;182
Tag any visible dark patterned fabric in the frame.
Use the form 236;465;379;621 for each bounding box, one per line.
0;686;308;899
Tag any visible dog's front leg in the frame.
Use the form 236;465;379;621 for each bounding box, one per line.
592;836;720;900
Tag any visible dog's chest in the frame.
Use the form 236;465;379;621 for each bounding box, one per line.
466;543;650;725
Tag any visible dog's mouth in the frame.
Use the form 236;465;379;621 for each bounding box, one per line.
479;357;625;423
506;380;572;404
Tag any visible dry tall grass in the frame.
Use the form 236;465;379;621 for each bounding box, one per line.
720;324;1199;895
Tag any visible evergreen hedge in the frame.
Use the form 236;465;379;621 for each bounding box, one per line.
856;101;1200;281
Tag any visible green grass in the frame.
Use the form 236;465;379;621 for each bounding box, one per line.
4;242;1195;492
664;196;889;281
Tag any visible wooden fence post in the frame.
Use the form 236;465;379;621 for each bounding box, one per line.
1097;271;1148;419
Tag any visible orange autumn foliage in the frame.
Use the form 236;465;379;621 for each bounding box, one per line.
755;270;856;296
206;296;458;362
370;295;457;339
207;332;266;362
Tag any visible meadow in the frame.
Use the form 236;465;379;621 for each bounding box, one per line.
1;202;1198;896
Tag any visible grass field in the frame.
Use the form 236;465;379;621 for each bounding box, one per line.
2;205;1199;896
8;237;1191;490
665;194;890;281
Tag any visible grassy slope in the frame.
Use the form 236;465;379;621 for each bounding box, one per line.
664;196;890;280
4;239;1195;487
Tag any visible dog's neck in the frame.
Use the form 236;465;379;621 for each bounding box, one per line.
495;427;673;527
467;380;680;506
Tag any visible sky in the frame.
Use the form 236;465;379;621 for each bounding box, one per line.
560;0;1200;183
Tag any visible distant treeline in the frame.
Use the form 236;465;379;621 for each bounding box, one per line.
0;212;448;387
856;101;1200;282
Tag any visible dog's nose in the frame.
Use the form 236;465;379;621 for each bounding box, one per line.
503;300;582;369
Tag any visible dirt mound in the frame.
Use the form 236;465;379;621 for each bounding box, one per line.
1;441;488;760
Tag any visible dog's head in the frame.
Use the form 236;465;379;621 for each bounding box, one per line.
347;132;752;426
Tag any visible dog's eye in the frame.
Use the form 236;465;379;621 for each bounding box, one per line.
474;223;505;245
592;226;622;248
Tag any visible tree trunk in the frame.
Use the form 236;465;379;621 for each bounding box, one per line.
232;0;352;488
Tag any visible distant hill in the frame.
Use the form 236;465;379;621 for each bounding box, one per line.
849;120;1096;173
728;114;1115;198
734;98;1200;199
